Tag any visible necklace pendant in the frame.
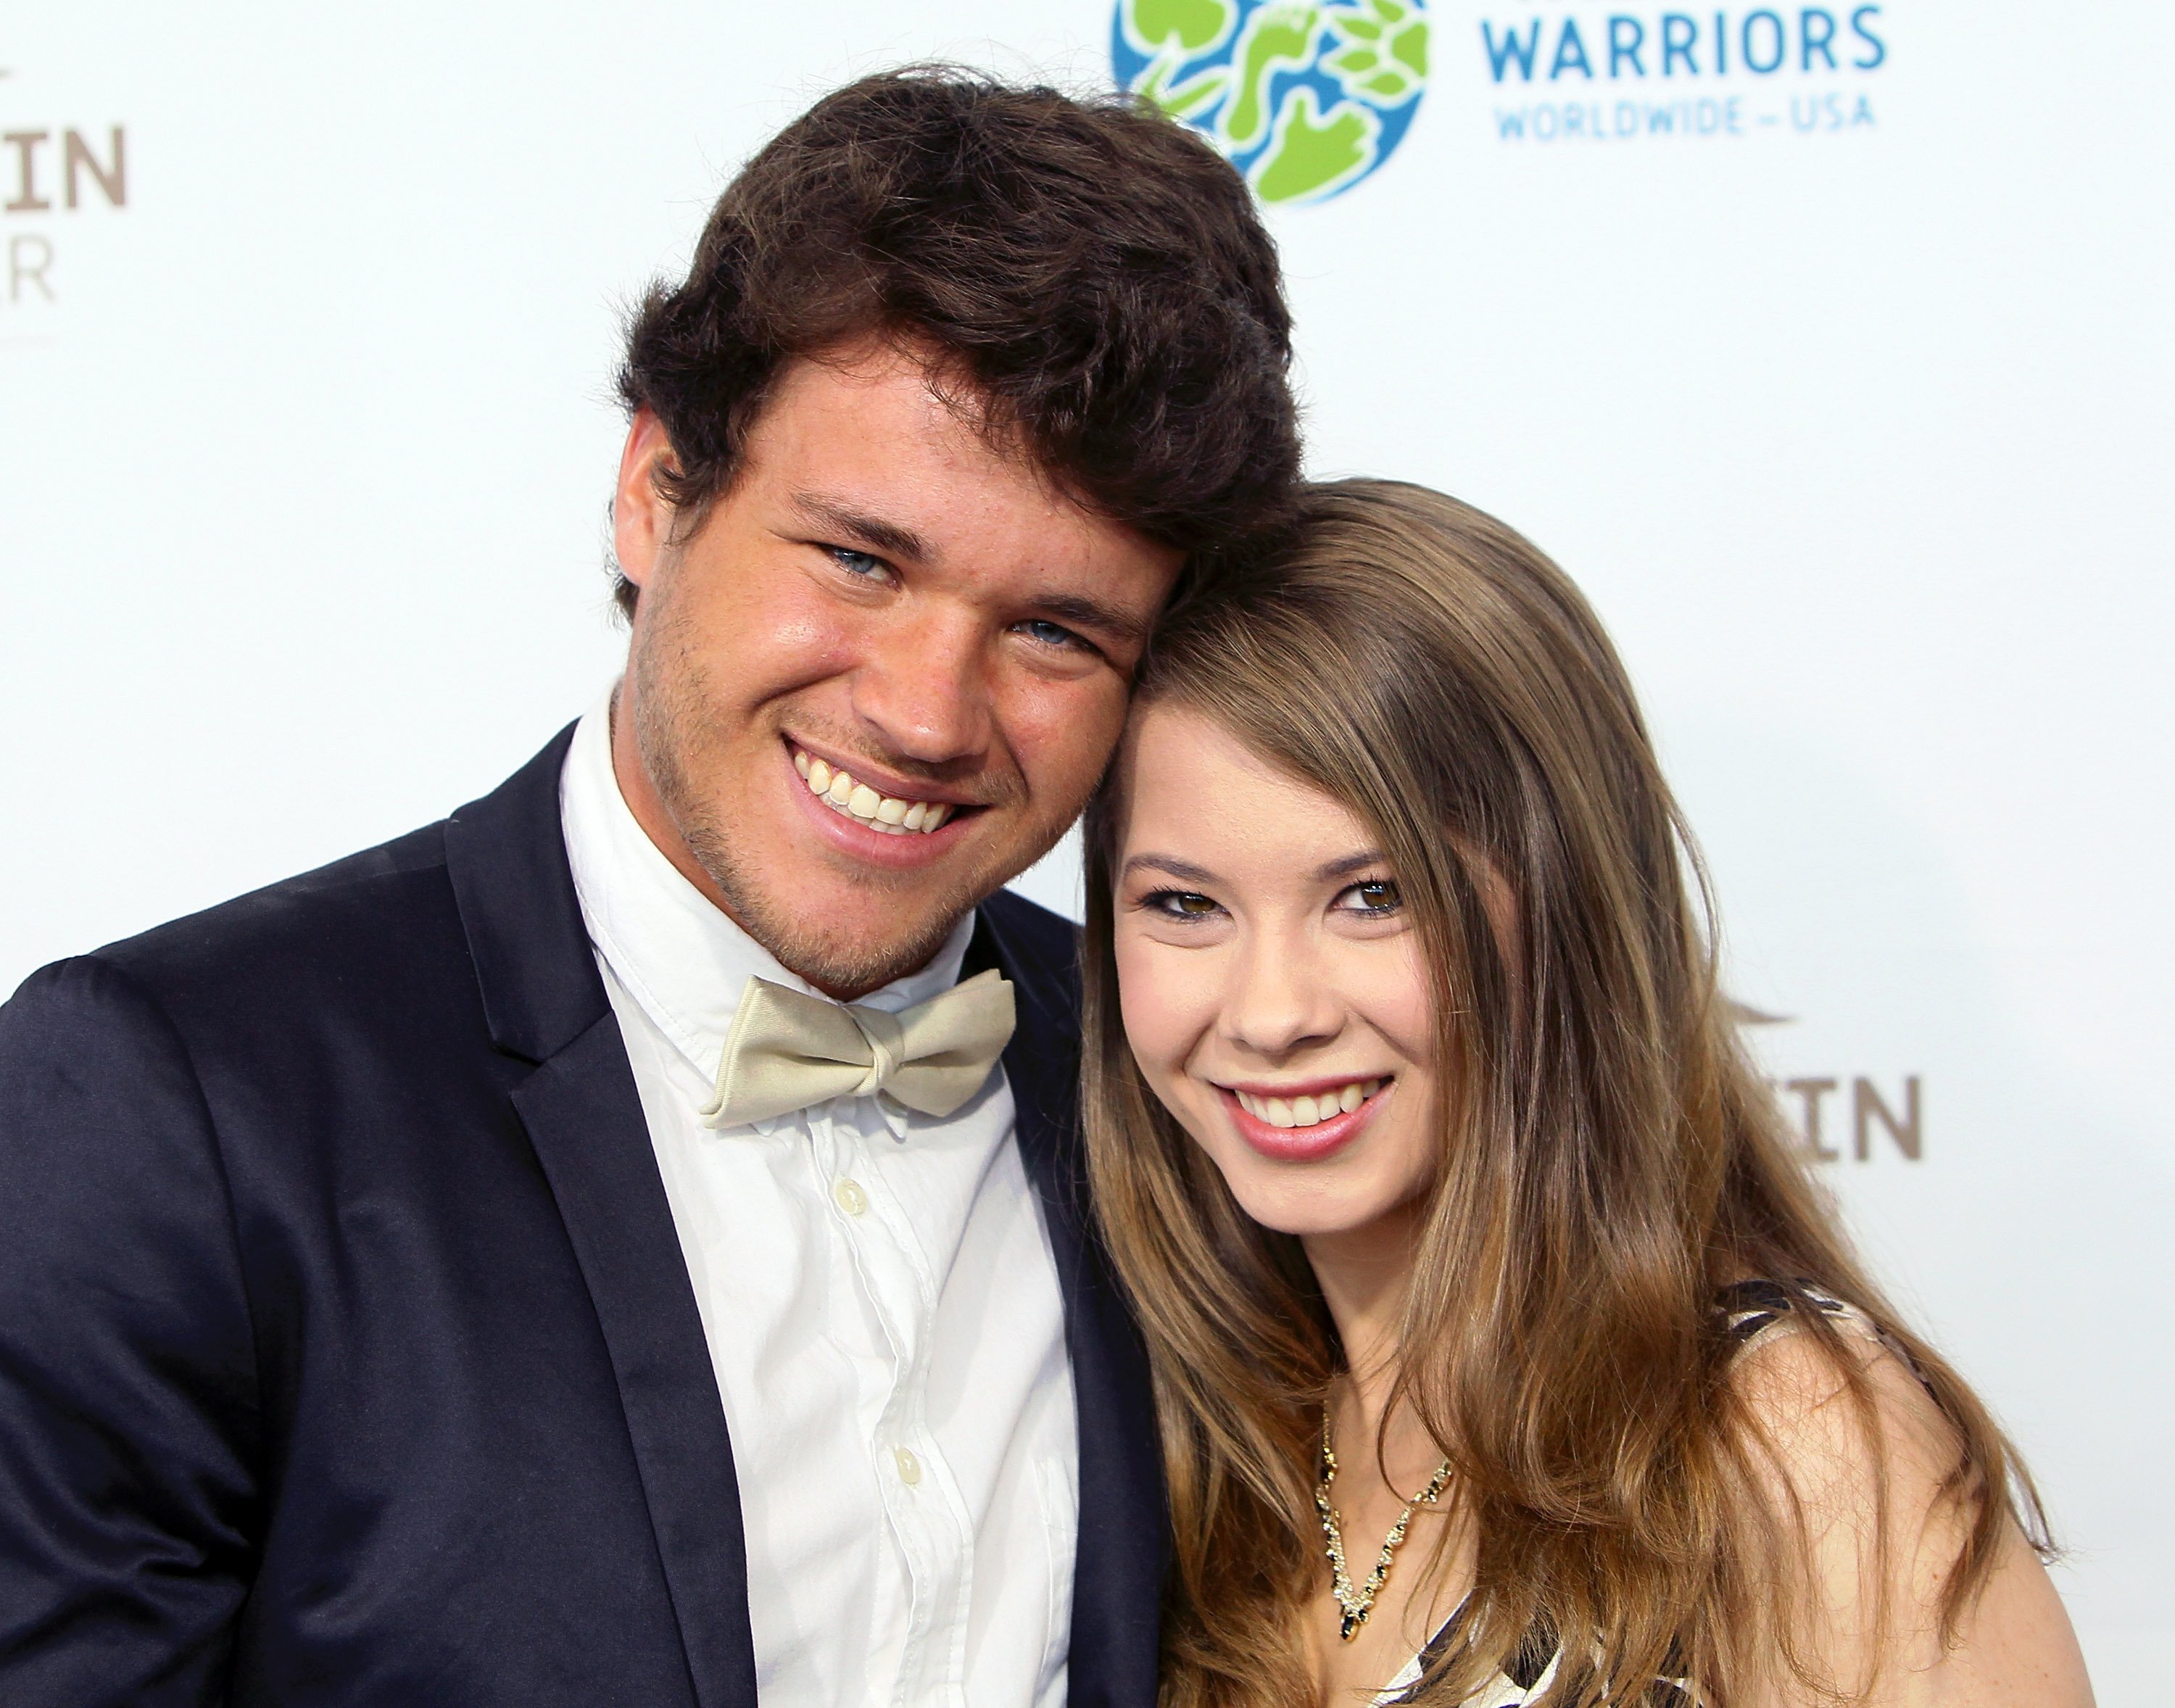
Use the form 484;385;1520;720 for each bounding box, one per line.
1317;1412;1454;1649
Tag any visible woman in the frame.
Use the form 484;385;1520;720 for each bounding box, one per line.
1080;481;2092;1707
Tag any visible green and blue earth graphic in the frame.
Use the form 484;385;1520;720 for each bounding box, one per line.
1111;0;1430;204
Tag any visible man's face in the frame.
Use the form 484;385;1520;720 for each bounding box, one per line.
613;342;1182;999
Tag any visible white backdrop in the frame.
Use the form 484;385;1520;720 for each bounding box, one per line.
2;4;2167;1696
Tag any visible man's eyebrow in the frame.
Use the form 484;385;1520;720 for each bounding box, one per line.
789;492;935;565
792;492;1150;647
1120;853;1219;886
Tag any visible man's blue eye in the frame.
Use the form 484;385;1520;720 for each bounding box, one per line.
828;547;886;579
1019;619;1091;652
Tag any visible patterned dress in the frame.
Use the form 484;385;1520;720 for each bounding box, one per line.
1372;1281;1870;1707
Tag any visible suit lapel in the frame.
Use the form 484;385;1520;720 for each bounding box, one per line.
440;740;1161;1708
970;900;1168;1708
446;731;758;1708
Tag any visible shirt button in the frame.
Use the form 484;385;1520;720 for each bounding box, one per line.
833;1177;869;1217
893;1446;922;1487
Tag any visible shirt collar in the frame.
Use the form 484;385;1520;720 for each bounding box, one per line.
558;685;974;1086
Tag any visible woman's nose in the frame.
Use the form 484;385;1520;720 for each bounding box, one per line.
1221;930;1344;1060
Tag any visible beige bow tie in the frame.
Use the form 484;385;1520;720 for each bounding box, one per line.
700;969;1016;1130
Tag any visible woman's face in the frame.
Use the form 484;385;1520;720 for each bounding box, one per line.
1111;704;1438;1243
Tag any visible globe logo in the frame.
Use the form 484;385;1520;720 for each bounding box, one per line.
1111;0;1430;205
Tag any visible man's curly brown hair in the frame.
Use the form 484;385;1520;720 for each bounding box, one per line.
613;67;1301;615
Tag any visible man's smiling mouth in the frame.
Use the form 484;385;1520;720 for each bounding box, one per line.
791;742;961;836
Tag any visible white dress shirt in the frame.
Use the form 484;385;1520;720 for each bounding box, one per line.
558;692;1077;1708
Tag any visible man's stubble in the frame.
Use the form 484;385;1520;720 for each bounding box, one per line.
624;584;1057;998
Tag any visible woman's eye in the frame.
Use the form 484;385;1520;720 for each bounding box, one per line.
1338;879;1403;917
1144;889;1222;921
826;546;888;580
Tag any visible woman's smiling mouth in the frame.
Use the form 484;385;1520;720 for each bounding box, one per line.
1230;1079;1385;1129
1216;1078;1393;1163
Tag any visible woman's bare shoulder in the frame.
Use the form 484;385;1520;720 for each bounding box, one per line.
1728;1317;2095;1707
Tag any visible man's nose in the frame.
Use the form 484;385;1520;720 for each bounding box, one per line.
849;611;995;766
1222;929;1344;1061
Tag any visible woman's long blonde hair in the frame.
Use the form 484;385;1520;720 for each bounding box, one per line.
1080;481;2044;1707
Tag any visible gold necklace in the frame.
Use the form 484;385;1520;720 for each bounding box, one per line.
1315;1413;1453;1643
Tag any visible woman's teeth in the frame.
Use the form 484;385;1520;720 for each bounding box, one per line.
795;747;954;835
1233;1080;1384;1129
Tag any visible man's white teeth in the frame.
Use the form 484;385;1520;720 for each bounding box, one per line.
794;747;953;835
1234;1080;1383;1129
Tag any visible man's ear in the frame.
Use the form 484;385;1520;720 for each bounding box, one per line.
613;408;679;593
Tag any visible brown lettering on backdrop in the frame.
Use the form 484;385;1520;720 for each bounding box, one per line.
1853;1076;1923;1161
9;233;54;302
63;128;125;208
1782;1077;1842;1161
4;132;51;212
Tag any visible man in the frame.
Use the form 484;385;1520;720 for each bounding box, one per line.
0;71;1299;1708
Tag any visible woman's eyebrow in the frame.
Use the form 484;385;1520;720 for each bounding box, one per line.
1314;850;1387;882
1120;854;1219;885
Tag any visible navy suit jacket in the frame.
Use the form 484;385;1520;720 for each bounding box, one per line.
0;729;1167;1707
